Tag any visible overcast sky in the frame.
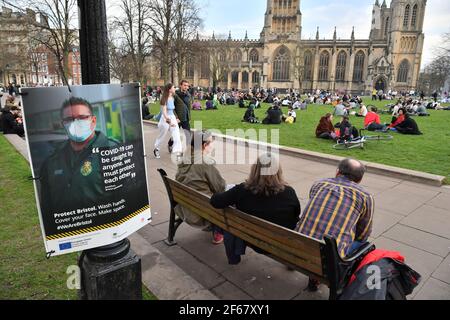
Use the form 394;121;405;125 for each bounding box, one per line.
105;0;450;68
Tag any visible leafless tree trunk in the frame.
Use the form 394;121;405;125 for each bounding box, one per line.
110;0;153;85
10;0;78;86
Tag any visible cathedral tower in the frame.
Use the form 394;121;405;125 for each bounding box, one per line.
389;0;427;90
261;0;302;90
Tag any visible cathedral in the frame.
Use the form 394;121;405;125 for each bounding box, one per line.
155;0;427;94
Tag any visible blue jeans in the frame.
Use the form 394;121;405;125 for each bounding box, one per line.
347;241;368;256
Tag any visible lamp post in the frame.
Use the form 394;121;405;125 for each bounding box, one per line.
77;0;142;300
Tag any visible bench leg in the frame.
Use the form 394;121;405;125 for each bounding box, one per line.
164;208;183;246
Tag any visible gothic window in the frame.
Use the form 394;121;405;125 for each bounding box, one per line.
335;51;347;82
252;71;260;84
403;5;410;28
304;51;312;81
231;71;239;83
200;53;210;79
411;4;418;28
273;46;290;81
219;50;226;62
232;49;242;62
250;49;259;63
185;57;194;78
242;71;249;83
384;17;390;37
318;51;329;81
397;59;409;83
353;51;365;82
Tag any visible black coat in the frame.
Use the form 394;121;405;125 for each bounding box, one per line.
395;117;422;135
1;110;19;134
339;258;421;300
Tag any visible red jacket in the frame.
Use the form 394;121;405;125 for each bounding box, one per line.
389;114;405;128
348;249;405;285
364;112;381;127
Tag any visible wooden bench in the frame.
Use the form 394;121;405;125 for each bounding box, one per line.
158;169;375;300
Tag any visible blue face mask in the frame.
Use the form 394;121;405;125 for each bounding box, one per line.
64;119;94;142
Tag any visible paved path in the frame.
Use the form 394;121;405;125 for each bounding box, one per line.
138;124;450;300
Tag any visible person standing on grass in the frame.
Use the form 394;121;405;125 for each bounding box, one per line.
153;83;182;162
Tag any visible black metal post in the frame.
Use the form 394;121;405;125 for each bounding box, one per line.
77;0;142;300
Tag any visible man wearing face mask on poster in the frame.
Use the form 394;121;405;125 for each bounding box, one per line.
39;97;119;218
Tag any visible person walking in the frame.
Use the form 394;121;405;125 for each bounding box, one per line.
168;80;192;154
153;83;182;161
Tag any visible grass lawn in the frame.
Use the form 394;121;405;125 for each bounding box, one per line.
149;97;450;183
0;135;157;300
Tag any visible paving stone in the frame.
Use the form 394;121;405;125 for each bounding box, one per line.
211;281;253;300
154;222;234;274
220;251;308;300
375;190;435;217
401;205;450;239
137;224;167;245
426;193;450;211
129;233;217;300
383;224;450;257
432;256;450;285
154;241;226;290
413;277;450;300
374;237;443;280
371;209;403;238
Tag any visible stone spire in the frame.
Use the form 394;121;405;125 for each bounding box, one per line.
316;27;319;40
212;31;215;40
228;30;232;41
375;0;380;6
381;0;387;8
244;30;248;40
333;26;337;41
351;26;355;41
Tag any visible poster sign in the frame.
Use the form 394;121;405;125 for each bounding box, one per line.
21;83;151;256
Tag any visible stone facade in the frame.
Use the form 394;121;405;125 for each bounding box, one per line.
152;0;427;94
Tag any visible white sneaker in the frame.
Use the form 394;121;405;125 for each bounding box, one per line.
153;149;161;159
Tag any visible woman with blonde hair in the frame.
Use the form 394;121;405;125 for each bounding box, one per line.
153;83;182;160
210;153;300;264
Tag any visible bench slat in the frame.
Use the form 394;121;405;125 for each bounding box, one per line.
169;181;324;277
171;182;323;256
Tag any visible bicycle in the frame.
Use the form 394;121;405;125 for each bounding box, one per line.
333;130;393;150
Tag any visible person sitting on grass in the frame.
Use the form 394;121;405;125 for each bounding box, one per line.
282;106;297;123
364;107;387;131
333;99;348;117
192;100;202;111
315;113;337;140
242;103;258;123
335;116;359;142
415;103;430;117
176;131;225;244
388;107;406;130
395;113;423;135
262;103;282;125
206;97;218;110
238;98;246;108
210;153;300;265
356;103;368;118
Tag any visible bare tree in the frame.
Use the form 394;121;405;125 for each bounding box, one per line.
210;49;228;91
8;0;78;85
172;0;202;82
109;0;153;85
108;38;134;83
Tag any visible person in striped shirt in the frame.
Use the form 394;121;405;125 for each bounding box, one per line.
297;158;374;291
